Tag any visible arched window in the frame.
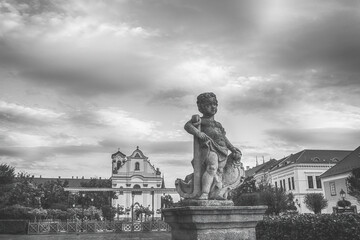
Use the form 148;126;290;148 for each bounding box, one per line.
135;162;140;171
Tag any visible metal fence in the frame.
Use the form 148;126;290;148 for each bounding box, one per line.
27;220;171;234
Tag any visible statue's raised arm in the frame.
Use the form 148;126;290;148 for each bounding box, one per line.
175;92;245;201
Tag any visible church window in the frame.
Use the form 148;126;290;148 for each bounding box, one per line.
135;162;140;171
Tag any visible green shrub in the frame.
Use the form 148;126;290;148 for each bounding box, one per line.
234;193;260;206
256;214;360;240
0;205;32;220
337;200;351;208
0;220;28;234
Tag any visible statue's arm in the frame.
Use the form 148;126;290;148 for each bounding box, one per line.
184;118;208;141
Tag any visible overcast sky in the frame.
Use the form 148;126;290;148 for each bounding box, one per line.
1;0;360;187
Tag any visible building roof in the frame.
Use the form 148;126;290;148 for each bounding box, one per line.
31;177;107;188
271;149;352;171
111;149;126;159
129;146;148;159
321;146;360;179
245;159;278;177
256;159;278;173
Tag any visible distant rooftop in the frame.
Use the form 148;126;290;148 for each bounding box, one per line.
321;146;360;179
271;149;352;171
245;159;278;177
30;176;108;188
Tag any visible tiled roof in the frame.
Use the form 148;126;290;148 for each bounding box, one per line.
321;146;360;178
256;159;278;173
245;159;278;177
31;177;107;188
271;149;352;171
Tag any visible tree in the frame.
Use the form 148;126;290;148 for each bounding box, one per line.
0;164;15;185
0;164;16;208
232;176;295;215
38;179;69;209
347;167;360;203
79;178;117;209
101;205;116;221
259;188;288;215
304;193;328;214
161;194;174;208
6;172;43;208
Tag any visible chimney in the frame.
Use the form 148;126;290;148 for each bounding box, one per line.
58;176;61;178
72;176;74;179
40;175;42;178
82;176;84;179
99;177;101;180
76;176;78;179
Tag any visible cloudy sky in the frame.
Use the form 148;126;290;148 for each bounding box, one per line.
1;0;360;187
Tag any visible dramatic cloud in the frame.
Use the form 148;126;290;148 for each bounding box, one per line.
1;0;360;185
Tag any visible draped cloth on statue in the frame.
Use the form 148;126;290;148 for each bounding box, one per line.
175;116;244;200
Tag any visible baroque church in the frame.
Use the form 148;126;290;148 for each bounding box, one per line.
111;147;175;219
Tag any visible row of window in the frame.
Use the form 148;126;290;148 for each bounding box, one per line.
274;175;323;191
274;177;295;191
307;176;322;189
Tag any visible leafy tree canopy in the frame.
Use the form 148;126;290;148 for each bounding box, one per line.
347;167;360;204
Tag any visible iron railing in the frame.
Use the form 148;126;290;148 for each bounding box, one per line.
27;220;170;234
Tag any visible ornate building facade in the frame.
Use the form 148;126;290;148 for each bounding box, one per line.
111;147;173;219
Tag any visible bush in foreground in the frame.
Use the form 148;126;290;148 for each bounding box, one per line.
256;213;360;240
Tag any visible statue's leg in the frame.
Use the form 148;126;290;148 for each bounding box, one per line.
216;160;227;189
199;151;218;199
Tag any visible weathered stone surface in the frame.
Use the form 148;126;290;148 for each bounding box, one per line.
163;205;267;240
175;92;245;200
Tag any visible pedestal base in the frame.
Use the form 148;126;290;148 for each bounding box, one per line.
162;205;267;240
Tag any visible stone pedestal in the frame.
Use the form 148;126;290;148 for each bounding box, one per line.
162;205;267;240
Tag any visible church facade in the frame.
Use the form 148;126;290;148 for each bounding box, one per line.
111;147;172;219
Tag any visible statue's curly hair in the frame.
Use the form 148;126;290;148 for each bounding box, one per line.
196;92;218;114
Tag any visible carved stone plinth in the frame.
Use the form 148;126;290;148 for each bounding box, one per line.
162;205;267;240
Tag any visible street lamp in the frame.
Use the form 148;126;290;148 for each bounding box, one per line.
131;192;135;222
81;193;85;232
151;188;154;222
340;189;346;201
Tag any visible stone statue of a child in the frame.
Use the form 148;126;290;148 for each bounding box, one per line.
184;92;242;200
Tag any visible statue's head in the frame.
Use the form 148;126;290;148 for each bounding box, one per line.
197;92;218;116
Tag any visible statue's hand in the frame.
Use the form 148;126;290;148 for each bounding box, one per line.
230;147;242;161
197;132;209;141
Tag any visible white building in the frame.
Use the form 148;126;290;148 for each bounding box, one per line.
270;149;351;213
111;147;176;220
321;146;360;213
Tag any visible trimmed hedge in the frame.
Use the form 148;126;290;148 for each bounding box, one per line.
256;214;360;240
0;220;28;234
